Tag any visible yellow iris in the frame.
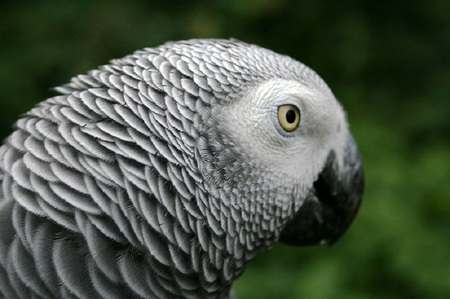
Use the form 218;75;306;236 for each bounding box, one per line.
278;104;300;132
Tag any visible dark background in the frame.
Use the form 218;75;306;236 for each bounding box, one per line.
1;1;449;298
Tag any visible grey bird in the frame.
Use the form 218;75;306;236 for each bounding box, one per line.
0;39;363;299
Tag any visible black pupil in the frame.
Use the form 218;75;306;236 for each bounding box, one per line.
286;109;296;124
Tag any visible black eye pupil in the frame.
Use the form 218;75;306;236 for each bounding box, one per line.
286;109;296;124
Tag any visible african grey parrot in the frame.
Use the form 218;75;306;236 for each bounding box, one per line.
0;39;363;299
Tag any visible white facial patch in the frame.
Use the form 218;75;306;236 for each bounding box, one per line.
218;79;348;190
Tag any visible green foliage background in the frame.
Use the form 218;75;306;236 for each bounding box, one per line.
1;1;449;298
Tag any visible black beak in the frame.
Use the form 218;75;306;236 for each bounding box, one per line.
280;137;364;246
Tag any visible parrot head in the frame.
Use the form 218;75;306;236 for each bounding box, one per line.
194;42;364;254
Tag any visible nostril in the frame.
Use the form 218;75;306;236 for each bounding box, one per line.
313;174;334;207
313;167;340;215
312;150;341;214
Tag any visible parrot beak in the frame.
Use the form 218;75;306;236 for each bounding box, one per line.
279;136;364;246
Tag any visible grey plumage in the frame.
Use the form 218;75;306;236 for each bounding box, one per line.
0;39;363;298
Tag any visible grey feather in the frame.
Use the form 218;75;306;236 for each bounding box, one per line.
0;39;363;298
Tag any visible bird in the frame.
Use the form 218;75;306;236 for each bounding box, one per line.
0;39;364;299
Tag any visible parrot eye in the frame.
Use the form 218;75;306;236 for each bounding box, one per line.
278;104;300;132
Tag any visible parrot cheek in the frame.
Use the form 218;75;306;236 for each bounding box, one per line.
279;137;364;246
